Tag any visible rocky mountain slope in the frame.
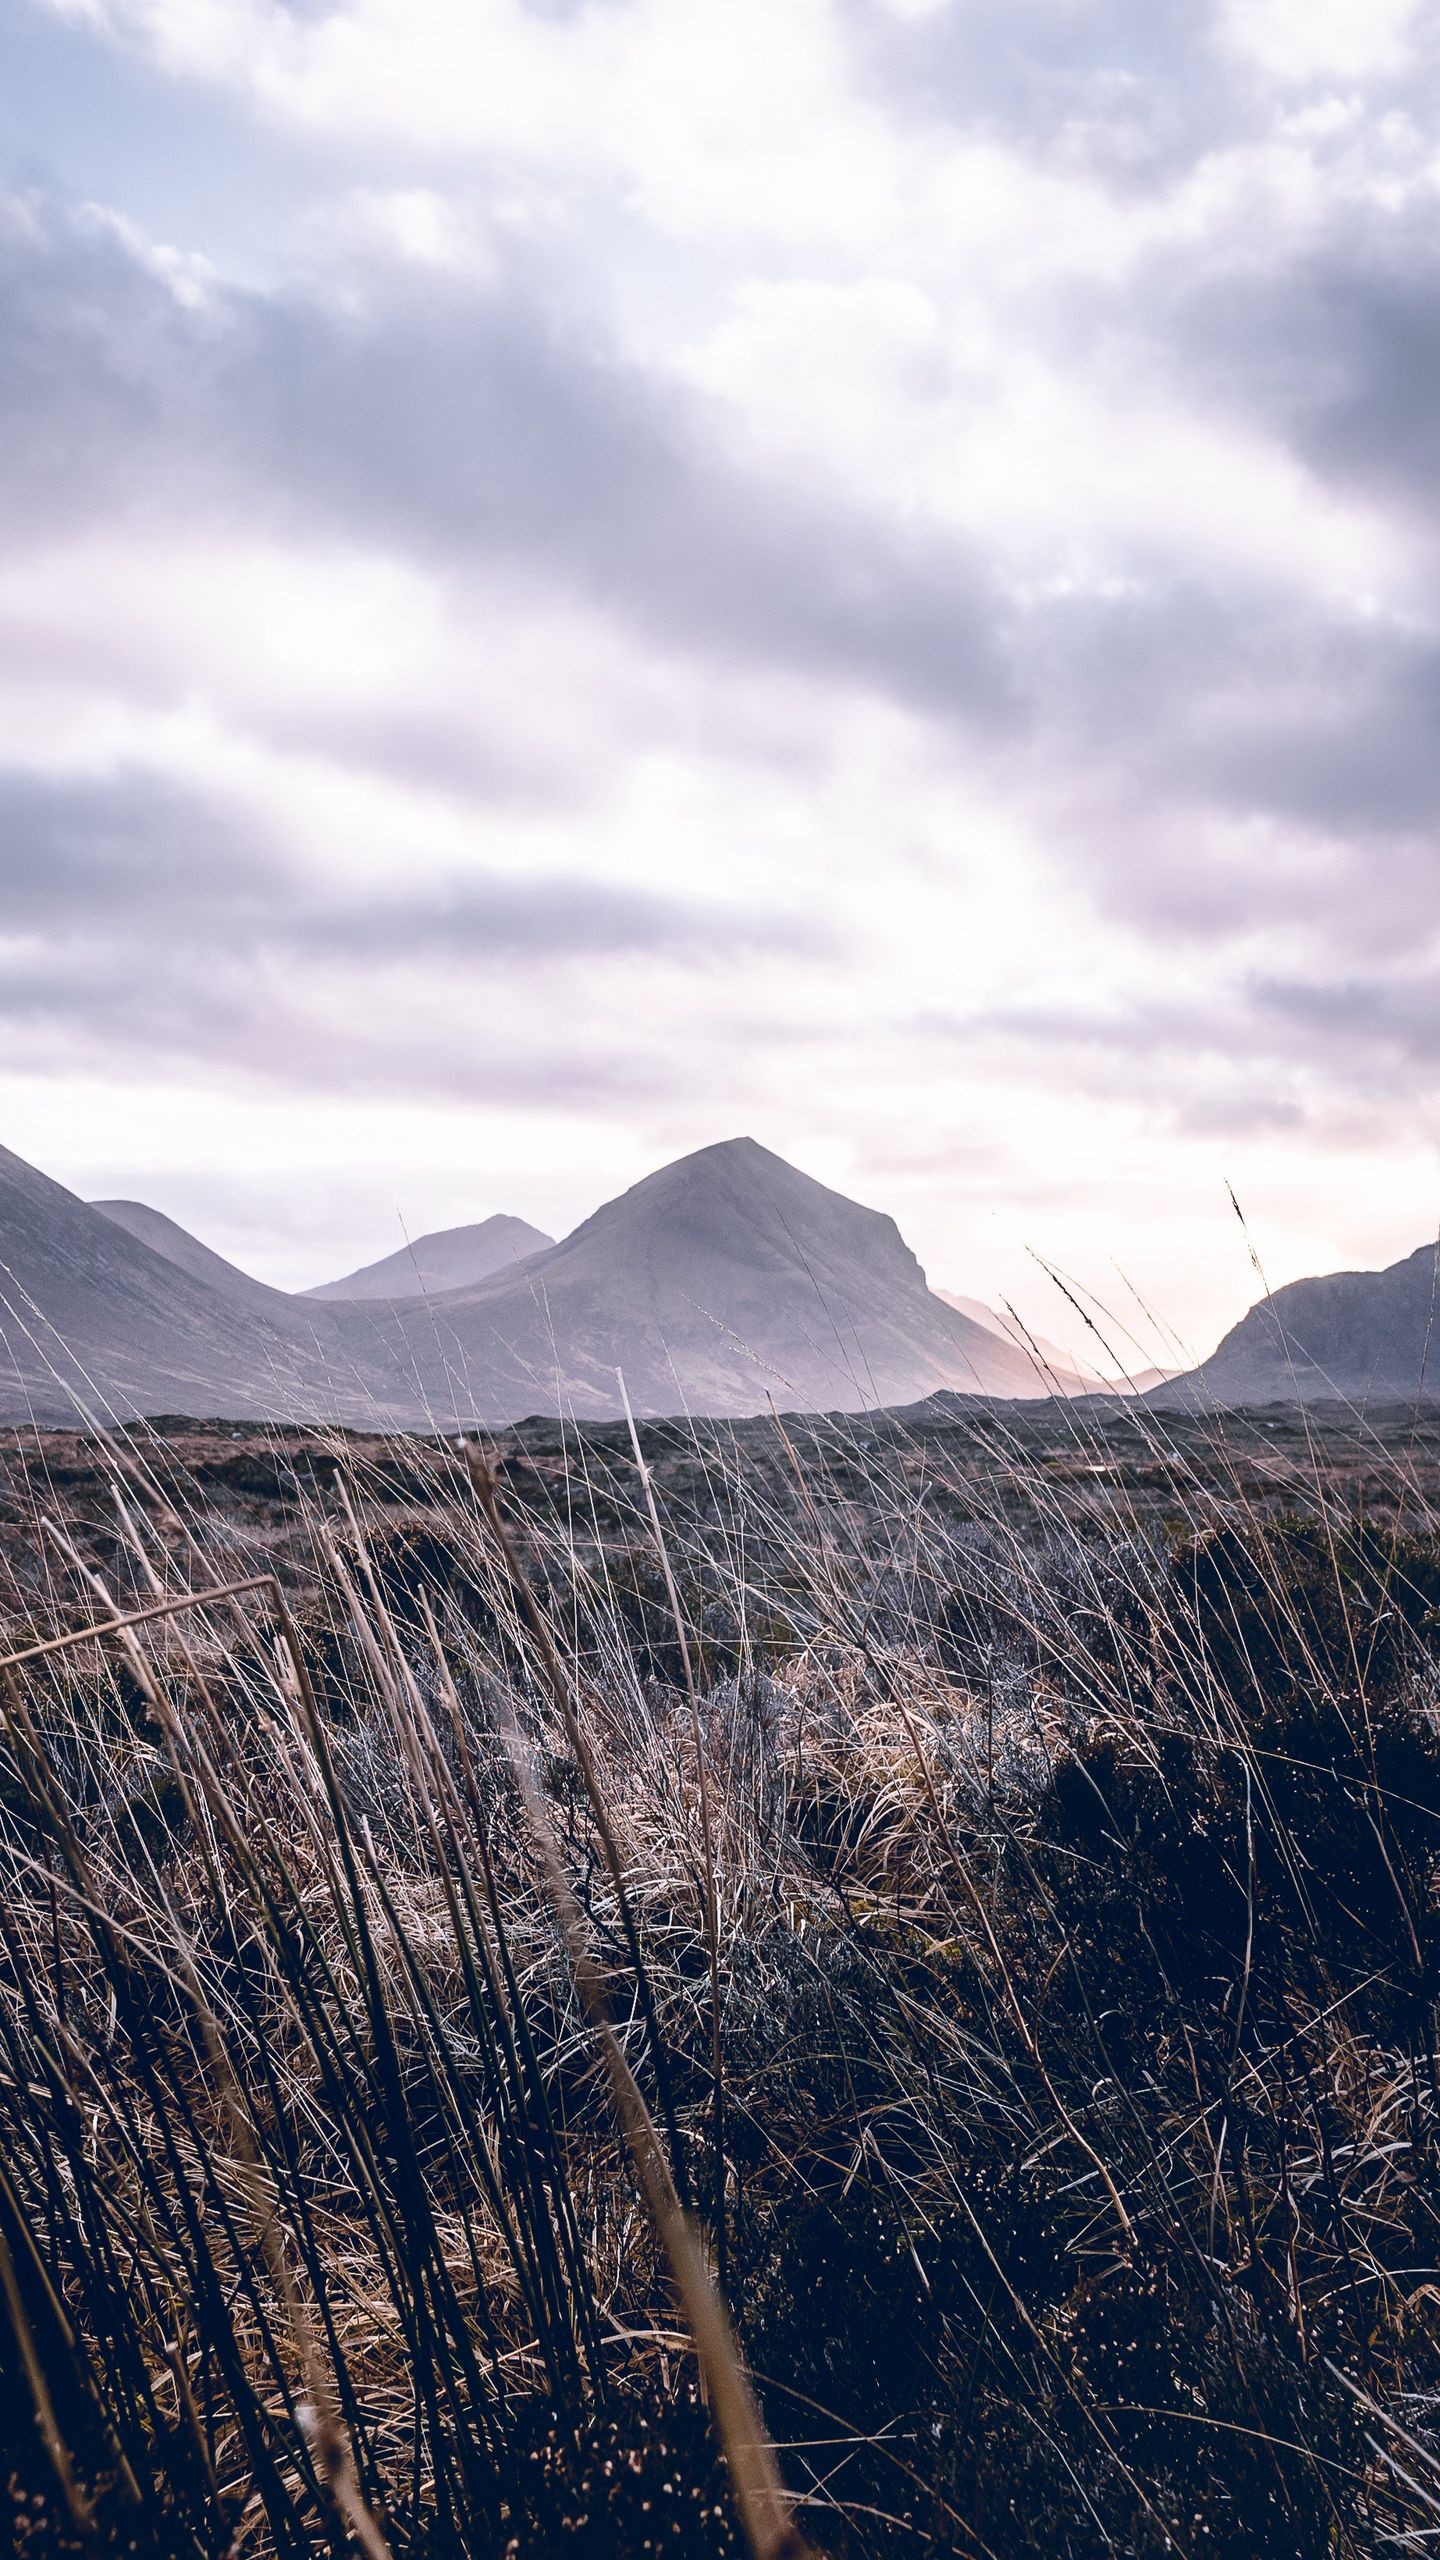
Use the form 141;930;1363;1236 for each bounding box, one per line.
92;1198;288;1309
1158;1237;1440;1405
375;1138;1056;1420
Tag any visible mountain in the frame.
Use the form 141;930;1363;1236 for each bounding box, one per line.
936;1291;1101;1393
371;1138;1058;1420
1157;1238;1440;1406
0;1134;1073;1427
92;1199;281;1308
306;1215;553;1302
0;1146;412;1426
937;1294;1177;1397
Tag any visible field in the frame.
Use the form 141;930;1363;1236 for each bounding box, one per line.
3;1395;1440;2556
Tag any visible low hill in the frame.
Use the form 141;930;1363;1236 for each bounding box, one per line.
306;1215;553;1302
1157;1237;1440;1406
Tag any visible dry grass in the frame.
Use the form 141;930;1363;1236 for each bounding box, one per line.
0;1397;1438;2554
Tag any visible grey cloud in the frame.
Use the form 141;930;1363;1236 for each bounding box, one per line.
844;0;1253;195
1194;645;1440;843
1154;191;1440;531
300;876;824;965
1254;971;1440;1070
0;761;815;972
927;991;1236;1065
0;193;1013;730
267;705;594;813
9;84;1440;1155
233;277;1014;721
0;767;282;926
1016;578;1440;952
1303;255;1440;514
0;944;735;1106
913;995;1305;1142
950;89;1440;895
0;761;814;1105
0;595;599;817
0;201;208;540
9;170;1438;896
920;977;1440;1140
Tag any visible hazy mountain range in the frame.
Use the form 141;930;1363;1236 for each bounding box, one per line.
934;1293;1168;1397
1;1135;1433;1426
0;1135;1090;1427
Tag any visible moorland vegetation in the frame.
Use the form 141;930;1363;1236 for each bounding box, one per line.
2;1400;1440;2556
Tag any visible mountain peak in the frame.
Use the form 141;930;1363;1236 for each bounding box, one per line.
639;1135;780;1187
565;1136;914;1266
306;1213;554;1302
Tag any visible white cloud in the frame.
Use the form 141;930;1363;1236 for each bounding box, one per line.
678;268;1409;621
1216;0;1423;85
41;0;898;250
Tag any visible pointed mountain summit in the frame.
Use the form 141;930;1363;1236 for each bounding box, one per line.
306;1215;553;1302
376;1137;1059;1419
1158;1236;1440;1406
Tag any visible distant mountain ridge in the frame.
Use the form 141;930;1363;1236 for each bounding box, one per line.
306;1216;554;1302
39;1148;1438;1421
92;1199;292;1310
0;1134;1071;1425
936;1291;1098;1392
1158;1237;1440;1406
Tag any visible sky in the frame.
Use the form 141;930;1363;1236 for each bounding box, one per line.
1;0;1438;1363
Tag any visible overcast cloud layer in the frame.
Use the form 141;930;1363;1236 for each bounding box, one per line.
1;0;1438;1353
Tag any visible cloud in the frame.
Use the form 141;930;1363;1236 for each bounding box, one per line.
34;0;905;253
0;760;802;954
1030;581;1440;869
1255;970;1440;1071
842;0;1242;182
0;761;827;1097
917;974;1440;1151
0;188;1013;730
6;160;1440;1118
1214;0;1424;85
1178;222;1440;538
7;0;1440;1338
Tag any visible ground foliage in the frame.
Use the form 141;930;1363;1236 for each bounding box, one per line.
0;1405;1439;2553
